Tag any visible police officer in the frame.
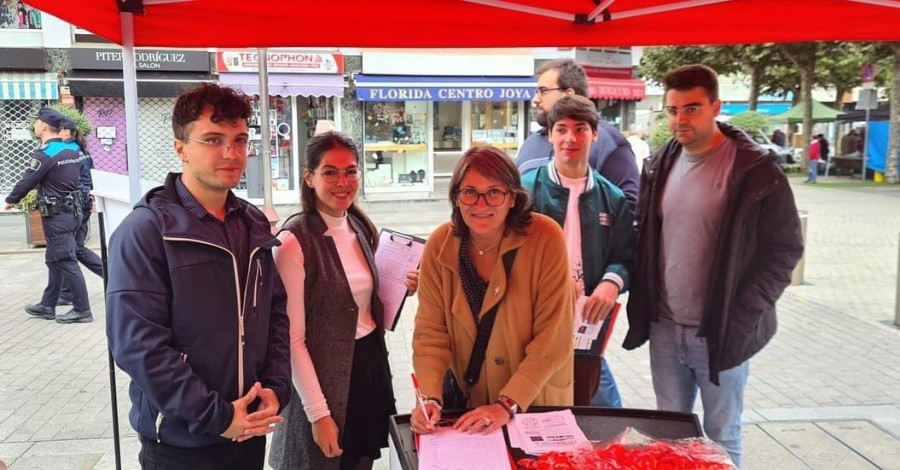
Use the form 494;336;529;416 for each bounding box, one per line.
55;119;103;306
3;108;93;323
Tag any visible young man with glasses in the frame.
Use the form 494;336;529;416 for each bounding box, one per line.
623;65;804;467
522;95;634;407
517;59;640;211
106;84;292;470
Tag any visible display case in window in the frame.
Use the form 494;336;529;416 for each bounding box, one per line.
363;101;429;190
242;96;294;196
470;101;520;159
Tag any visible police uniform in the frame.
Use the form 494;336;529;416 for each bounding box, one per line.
4;108;92;323
56;119;103;305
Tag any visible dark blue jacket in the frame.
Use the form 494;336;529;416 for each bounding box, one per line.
106;172;291;448
4;138;82;204
516;121;640;211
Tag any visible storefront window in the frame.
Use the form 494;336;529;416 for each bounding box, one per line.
363;101;429;190
433;102;462;151
244;96;294;195
471;101;520;159
596;98;623;128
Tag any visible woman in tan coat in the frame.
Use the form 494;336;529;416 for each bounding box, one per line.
411;146;574;435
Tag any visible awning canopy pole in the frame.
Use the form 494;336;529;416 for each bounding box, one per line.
462;0;573;21
121;14;143;207
850;0;900;8
612;0;730;20
587;0;617;22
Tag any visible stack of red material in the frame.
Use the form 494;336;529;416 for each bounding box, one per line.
517;428;734;470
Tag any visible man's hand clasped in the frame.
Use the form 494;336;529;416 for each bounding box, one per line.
220;382;283;443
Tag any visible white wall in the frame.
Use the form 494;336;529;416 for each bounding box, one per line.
39;13;71;48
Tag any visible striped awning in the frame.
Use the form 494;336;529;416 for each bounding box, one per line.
0;72;59;100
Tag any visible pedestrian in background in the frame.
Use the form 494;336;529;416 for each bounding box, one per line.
626;123;651;172
523;95;634;407
56;118;102;306
410;146;574;436
807;135;821;183
269;131;417;470
624;65;804;467
4;107;92;324
106;84;291;469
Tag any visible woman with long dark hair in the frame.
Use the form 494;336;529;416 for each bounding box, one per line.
268;131;416;470
410;146;574;435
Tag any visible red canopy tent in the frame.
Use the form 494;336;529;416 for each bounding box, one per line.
21;1;900;469
24;0;900;48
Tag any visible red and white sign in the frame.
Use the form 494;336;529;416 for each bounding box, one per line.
583;65;634;79
216;51;343;74
588;77;646;101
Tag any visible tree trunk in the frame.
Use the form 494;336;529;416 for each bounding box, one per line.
800;64;814;171
747;66;762;111
833;85;845;112
887;44;900;184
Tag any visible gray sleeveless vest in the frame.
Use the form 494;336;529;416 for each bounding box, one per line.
269;211;385;470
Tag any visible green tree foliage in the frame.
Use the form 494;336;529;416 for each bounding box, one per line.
649;113;672;150
728;111;770;133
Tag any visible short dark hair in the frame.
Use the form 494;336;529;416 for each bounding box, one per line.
547;95;598;130
662;64;719;102
172;83;252;140
448;146;533;238
301;131;378;248
536;59;588;97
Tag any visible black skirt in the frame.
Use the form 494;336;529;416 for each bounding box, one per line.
340;330;397;469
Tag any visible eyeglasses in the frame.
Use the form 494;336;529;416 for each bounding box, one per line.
457;188;509;207
185;136;251;156
311;167;361;183
536;87;564;96
664;105;704;117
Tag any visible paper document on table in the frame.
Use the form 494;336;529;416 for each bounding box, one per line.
374;228;425;331
508;409;589;455
417;427;512;470
573;295;602;350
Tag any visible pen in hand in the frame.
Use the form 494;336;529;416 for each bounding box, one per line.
411;373;432;430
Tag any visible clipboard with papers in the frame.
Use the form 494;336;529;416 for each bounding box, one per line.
375;228;426;331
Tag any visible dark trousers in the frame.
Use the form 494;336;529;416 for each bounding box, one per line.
138;435;266;470
39;213;90;312
59;211;103;302
574;355;604;406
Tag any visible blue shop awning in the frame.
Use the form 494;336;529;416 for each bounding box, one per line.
0;72;58;100
354;75;536;102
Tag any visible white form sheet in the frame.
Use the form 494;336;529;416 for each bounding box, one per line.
508;409;589;455
374;228;425;331
417;427;511;470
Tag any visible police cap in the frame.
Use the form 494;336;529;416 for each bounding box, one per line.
59;117;79;133
35;107;66;128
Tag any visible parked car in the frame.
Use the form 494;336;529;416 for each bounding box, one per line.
747;130;794;164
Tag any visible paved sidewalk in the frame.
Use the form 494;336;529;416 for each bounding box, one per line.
0;179;898;469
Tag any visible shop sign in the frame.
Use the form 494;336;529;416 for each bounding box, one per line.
2;121;33;141
0;48;45;71
216;51;343;74
583;65;633;79
69;49;210;72
358;86;534;102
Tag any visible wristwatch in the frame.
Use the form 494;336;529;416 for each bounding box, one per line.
495;395;519;418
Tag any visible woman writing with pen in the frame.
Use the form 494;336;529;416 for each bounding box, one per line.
410;146;574;435
268;131;417;470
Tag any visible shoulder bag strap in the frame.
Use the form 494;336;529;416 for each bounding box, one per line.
462;248;518;403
